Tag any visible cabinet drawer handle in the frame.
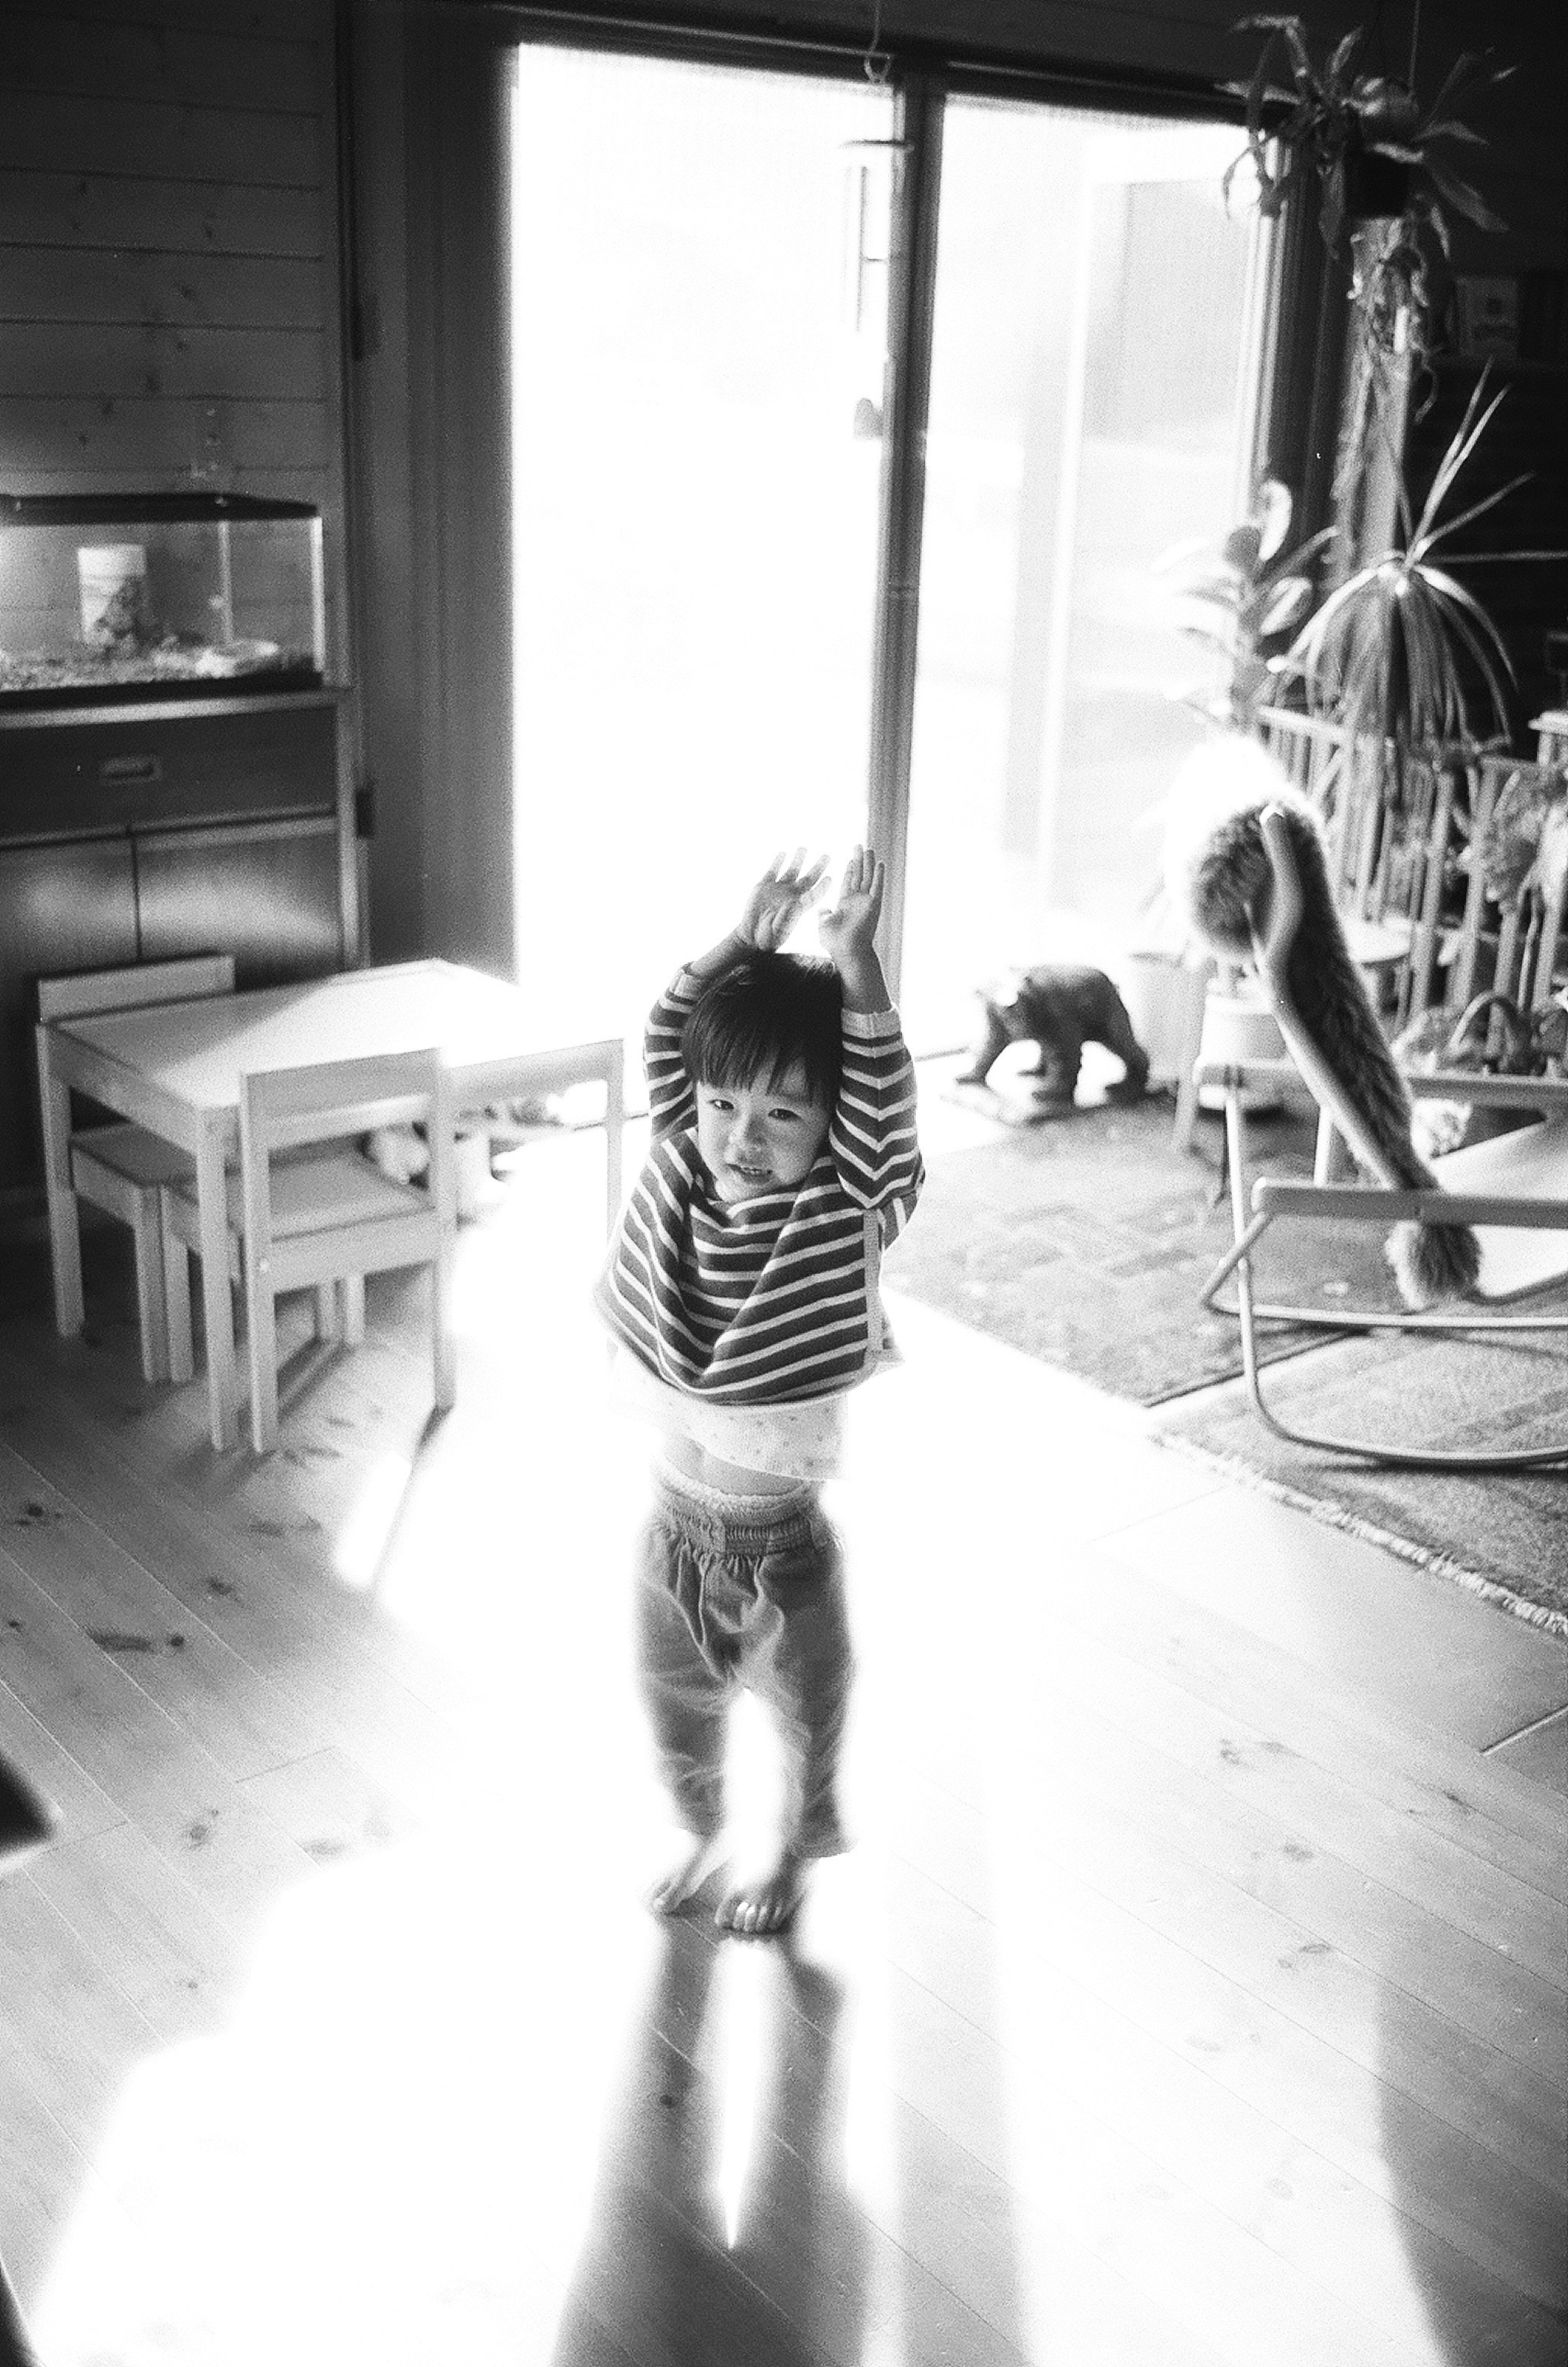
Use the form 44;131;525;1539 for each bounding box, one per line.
99;754;162;785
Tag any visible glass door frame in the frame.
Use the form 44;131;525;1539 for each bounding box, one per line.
505;16;1275;1001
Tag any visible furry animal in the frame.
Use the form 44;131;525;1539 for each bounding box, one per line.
1164;737;1480;1308
957;964;1149;1105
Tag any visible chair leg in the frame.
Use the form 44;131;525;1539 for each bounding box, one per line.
341;1275;366;1345
130;1193;171;1386
313;1283;341;1342
432;1244;456;1411
246;1266;281;1454
160;1197;196;1385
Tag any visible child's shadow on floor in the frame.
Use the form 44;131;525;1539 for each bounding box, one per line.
550;1919;866;2367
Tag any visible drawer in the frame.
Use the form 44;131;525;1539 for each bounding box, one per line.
0;698;338;842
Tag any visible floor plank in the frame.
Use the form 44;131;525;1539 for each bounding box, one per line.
1488;1708;1568;1800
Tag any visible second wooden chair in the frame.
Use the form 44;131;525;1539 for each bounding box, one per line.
161;1048;457;1453
35;954;237;1383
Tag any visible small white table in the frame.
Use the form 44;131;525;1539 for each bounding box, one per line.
38;959;624;1450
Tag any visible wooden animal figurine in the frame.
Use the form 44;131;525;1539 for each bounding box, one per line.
957;964;1150;1106
1164;736;1480;1308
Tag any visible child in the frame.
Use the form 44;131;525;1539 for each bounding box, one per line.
597;847;923;1936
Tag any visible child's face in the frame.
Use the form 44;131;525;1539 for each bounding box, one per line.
695;1063;831;1201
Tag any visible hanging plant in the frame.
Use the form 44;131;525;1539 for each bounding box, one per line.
1225;17;1512;385
1226;18;1510;252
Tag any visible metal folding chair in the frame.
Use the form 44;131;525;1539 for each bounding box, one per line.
1197;805;1568;1471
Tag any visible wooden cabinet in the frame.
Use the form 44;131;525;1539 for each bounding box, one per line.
0;689;357;1204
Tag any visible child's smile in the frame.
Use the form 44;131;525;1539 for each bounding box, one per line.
695;1066;831;1202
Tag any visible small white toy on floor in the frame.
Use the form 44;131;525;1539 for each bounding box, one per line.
364;1121;428;1183
364;1122;495;1220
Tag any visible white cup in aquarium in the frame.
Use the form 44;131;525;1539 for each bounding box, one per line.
77;543;149;640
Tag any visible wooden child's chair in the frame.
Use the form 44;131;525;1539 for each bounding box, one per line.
34;954;236;1383
161;1048;456;1452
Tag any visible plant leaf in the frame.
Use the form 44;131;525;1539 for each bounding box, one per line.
1325;27;1363;94
1412;370;1506;543
1419;473;1534;554
1259;578;1314;635
1424;159;1508;233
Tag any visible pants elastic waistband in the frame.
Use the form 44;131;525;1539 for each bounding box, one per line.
654;1457;817;1547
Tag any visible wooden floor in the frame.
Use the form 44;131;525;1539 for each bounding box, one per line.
1;1114;1565;2367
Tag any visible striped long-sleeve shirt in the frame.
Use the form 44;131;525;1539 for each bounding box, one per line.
595;967;924;1406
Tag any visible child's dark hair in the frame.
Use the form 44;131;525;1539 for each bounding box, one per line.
682;950;842;1107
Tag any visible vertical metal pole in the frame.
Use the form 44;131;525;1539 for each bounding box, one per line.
867;76;942;1005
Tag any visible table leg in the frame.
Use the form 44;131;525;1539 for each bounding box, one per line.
34;1027;84;1337
196;1126;237;1452
603;1049;624;1234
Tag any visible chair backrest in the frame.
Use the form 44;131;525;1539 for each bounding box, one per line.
38;953;236;1023
238;1049;455;1260
1253;710;1552;1031
1441;751;1568;1021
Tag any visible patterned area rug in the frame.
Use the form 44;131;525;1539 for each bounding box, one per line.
885;1074;1402;1406
1154;1325;1568;1636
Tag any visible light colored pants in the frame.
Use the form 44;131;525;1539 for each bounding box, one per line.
637;1464;853;1860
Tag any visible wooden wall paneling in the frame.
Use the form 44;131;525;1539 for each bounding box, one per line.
0;251;323;330
0;89;321;186
0;325;327;406
0;172;323;259
0;401;330;477
0;6;320;111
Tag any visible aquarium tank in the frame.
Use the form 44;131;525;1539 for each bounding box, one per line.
0;493;325;705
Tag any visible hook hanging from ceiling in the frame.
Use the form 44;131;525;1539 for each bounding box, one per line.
862;0;891;87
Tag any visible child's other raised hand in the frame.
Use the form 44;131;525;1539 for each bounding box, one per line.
737;849;829;952
817;845;884;970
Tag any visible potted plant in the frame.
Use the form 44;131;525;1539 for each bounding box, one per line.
1227;16;1509;270
1164;476;1332;730
1226;14;1512;448
1288;364;1524;785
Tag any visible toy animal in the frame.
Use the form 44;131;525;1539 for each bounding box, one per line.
1164;736;1480;1308
957;964;1150;1106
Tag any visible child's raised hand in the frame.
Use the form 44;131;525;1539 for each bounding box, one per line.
817;845;884;970
737;849;830;952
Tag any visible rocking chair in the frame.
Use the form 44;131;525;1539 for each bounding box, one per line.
1197;804;1568;1471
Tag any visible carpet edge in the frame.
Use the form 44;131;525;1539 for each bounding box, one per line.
1153;1431;1568;1642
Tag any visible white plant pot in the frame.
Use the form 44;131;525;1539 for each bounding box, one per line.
1120;952;1209;1087
1196;984;1287;1111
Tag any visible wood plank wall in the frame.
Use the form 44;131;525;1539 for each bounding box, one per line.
0;0;350;679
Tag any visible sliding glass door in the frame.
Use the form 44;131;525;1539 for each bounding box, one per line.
510;54;1270;1056
510;46;894;1045
898;107;1270;1051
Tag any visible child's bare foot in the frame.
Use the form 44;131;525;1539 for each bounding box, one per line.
715;1845;807;1939
648;1833;727;1917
